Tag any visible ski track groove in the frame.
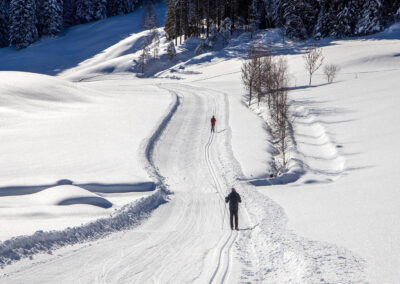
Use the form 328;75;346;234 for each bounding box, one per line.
204;94;238;284
1;83;258;283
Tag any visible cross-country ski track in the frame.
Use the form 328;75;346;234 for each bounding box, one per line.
0;84;258;283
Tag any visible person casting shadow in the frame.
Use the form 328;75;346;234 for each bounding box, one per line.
225;187;241;230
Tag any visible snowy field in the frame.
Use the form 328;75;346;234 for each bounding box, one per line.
0;3;399;282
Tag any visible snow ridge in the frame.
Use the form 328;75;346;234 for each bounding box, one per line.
210;90;366;282
141;86;180;189
0;87;181;268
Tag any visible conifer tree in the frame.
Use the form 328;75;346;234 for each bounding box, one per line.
164;0;176;40
38;0;63;37
106;0;133;16
75;0;106;24
0;0;9;47
142;0;157;29
356;0;384;35
167;41;176;60
63;0;76;27
9;0;38;49
282;0;307;40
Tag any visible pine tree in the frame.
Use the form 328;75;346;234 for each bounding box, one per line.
0;0;9;47
75;0;106;24
356;0;384;35
164;0;176;40
282;0;307;40
9;0;38;49
219;17;232;46
38;0;63;37
167;41;176;60
248;0;261;36
187;0;198;37
106;0;133;16
334;1;360;37
63;0;76;27
142;0;157;29
314;0;359;38
93;0;106;20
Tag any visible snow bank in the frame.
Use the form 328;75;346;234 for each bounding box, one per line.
0;81;179;266
0;188;166;267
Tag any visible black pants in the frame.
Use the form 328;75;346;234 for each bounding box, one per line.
230;209;238;229
211;124;215;132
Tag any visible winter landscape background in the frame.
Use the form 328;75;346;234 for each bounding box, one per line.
0;0;399;283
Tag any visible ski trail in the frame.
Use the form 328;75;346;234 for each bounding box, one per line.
205;97;237;284
1;83;249;283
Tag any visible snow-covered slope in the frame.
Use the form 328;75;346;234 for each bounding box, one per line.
0;71;172;240
0;3;166;75
0;4;172;240
0;5;399;282
173;25;400;282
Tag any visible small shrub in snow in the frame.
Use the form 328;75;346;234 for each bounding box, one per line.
324;64;340;83
167;41;176;60
194;41;211;55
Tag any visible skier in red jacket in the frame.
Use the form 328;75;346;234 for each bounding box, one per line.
211;115;216;133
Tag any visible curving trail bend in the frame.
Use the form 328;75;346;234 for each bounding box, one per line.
1;84;248;283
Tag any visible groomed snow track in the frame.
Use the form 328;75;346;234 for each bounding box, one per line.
1;83;245;283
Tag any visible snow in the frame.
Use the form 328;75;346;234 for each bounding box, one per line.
0;4;172;241
0;71;172;240
264;37;400;282
0;4;399;282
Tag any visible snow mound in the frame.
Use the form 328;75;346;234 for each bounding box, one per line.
0;71;97;118
0;72;93;111
31;185;112;209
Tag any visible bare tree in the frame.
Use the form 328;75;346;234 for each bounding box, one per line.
138;38;150;73
242;44;291;169
323;64;340;83
241;44;263;106
303;43;324;85
150;28;160;59
274;58;289;167
241;60;256;106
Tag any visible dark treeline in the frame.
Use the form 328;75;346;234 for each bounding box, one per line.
0;0;142;49
164;0;400;42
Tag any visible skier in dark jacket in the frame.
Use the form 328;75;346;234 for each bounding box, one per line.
225;188;242;230
211;116;216;133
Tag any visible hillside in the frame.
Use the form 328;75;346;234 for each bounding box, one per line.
0;5;399;283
